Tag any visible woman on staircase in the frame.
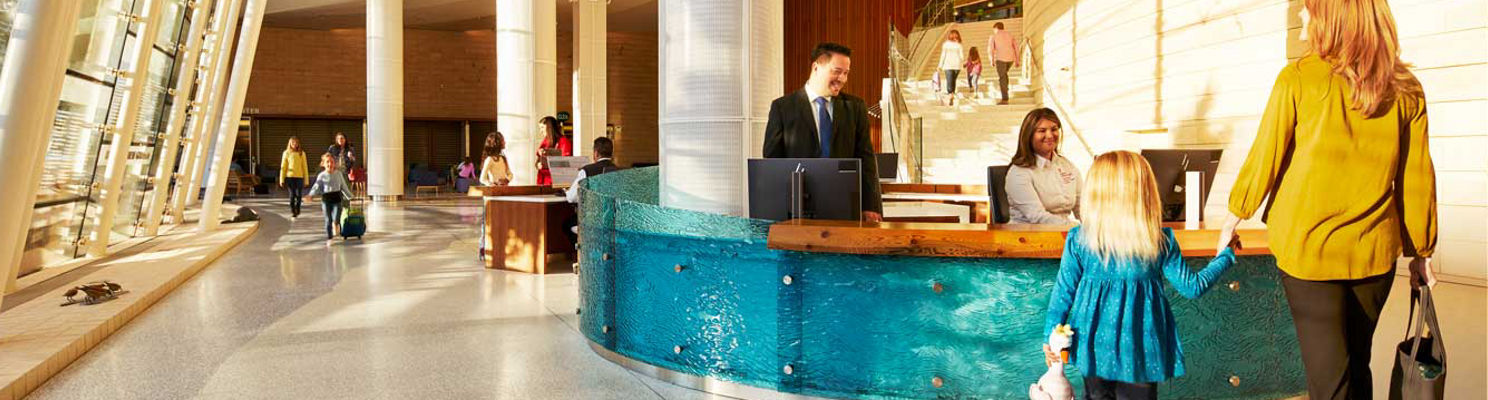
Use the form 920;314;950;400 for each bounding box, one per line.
937;29;965;106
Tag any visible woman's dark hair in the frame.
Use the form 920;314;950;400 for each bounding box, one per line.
1009;108;1063;168
540;116;562;145
333;131;349;146
483;131;505;160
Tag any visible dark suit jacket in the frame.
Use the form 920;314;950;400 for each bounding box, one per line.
762;89;883;213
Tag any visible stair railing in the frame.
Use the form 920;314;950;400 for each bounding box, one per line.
1018;35;1095;162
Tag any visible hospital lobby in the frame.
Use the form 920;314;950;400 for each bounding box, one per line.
0;0;1484;399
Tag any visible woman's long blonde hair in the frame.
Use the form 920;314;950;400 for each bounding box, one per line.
1305;0;1422;117
1079;151;1165;262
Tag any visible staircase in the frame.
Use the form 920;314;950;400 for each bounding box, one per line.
897;18;1037;184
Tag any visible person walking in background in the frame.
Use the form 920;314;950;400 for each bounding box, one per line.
987;22;1019;105
327;131;356;178
1044;151;1240;400
937;29;965;105
534;116;572;185
762;42;883;222
278;137;309;219
1216;0;1437;397
965;47;984;99
480;131;514;186
306;153;353;245
1005;108;1081;224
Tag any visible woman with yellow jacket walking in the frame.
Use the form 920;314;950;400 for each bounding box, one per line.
1216;0;1437;398
280;137;310;218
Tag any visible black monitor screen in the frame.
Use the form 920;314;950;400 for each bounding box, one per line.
747;158;862;221
875;153;898;179
1141;149;1222;222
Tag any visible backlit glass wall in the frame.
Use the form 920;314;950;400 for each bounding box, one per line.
21;0;190;274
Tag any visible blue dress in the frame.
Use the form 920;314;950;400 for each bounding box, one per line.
1043;226;1235;383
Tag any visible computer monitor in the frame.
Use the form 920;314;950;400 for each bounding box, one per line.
1141;149;1222;222
547;156;591;188
875;153;899;181
747;158;862;221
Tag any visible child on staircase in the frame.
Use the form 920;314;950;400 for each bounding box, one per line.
1042;151;1240;399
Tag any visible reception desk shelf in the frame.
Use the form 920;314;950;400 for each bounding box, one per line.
576;167;1305;400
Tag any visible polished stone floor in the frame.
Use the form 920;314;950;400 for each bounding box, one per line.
27;197;724;400
25;197;1486;399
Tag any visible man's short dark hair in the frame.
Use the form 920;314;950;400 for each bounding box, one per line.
994;22;1005;29
593;137;614;158
811;42;852;64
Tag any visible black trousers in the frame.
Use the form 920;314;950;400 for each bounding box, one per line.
1083;376;1157;400
284;177;305;216
995;61;1013;100
943;69;960;94
1281;270;1395;400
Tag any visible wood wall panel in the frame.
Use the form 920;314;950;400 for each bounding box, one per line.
784;0;929;151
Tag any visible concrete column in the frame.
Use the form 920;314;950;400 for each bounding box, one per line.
657;0;782;215
88;0;169;256
367;0;404;200
0;0;86;292
496;0;556;185
571;0;606;157
142;0;217;236
199;0;267;231
174;0;243;218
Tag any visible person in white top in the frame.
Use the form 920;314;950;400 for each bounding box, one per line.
1004;108;1081;224
937;29;965;102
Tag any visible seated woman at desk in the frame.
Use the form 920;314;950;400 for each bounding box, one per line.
480;131;513;186
1005;108;1081;224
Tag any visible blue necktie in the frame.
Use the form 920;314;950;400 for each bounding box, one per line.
815;97;833;158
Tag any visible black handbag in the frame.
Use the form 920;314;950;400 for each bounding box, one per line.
1389;285;1447;400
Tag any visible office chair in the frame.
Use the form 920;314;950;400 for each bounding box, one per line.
987;165;1011;224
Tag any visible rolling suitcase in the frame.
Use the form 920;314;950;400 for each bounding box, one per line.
339;198;366;239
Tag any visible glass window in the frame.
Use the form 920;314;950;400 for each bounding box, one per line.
21;0;191;274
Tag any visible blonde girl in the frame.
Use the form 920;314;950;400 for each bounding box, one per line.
306;153;352;244
1043;151;1238;400
279;137;309;218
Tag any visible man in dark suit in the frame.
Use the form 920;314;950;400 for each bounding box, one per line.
763;42;883;222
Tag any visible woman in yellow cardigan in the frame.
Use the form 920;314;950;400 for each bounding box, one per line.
279;137;310;218
1216;0;1437;398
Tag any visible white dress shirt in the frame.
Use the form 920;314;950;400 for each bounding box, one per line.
566;158;612;204
1005;154;1081;224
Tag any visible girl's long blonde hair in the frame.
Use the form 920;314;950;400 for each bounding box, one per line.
1079;151;1165;262
1305;0;1422;117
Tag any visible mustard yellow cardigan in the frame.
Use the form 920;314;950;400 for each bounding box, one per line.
280;150;309;180
1229;55;1437;281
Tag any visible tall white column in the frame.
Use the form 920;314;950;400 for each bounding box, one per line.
143;0;216;235
496;0;556;185
199;0;267;231
367;0;404;200
174;0;243;218
0;0;86;292
88;0;168;256
658;0;782;215
571;0;606;157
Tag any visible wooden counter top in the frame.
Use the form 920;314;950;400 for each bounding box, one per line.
467;185;561;197
767;219;1270;259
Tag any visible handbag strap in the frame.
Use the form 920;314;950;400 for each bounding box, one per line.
1405;285;1440;359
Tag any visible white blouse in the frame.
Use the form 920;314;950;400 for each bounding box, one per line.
938;41;964;71
1004;155;1081;224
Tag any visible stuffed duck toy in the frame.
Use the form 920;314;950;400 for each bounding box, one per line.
1029;324;1075;400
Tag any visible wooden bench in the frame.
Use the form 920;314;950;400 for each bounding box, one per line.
415;185;441;197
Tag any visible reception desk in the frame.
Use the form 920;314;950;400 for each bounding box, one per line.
473;185;575;274
577;168;1304;400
